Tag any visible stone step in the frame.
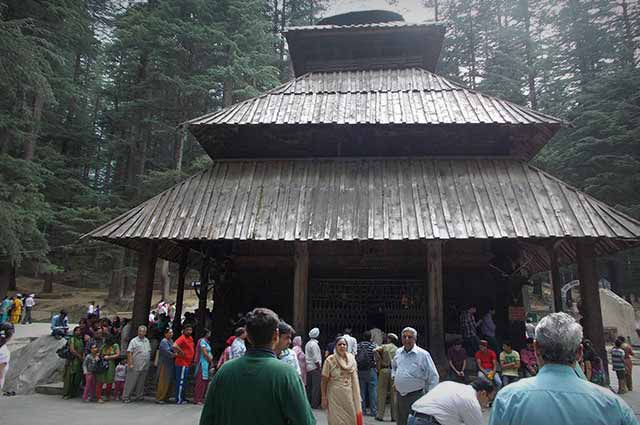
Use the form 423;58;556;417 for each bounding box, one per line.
35;382;63;396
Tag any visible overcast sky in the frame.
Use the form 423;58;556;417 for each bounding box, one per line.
321;0;435;23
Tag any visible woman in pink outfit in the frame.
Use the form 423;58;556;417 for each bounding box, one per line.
292;336;307;387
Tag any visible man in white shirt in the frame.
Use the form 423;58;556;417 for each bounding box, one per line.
22;294;35;324
305;327;322;408
123;325;151;403
343;328;358;355
392;327;440;425
87;302;95;316
409;380;495;425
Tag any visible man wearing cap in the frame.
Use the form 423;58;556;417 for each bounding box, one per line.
305;327;322;408
475;339;501;389
375;333;399;422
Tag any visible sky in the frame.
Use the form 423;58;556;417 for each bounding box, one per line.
321;0;436;23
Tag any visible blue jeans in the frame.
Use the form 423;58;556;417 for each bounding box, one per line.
175;365;189;403
478;369;502;389
358;368;378;416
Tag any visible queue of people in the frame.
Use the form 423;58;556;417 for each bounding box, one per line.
44;303;637;425
0;294;35;325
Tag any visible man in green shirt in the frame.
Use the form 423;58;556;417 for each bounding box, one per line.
199;308;316;425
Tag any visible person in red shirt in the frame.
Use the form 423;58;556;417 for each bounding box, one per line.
475;339;502;389
173;324;195;404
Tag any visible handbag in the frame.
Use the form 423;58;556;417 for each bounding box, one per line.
56;343;73;360
93;357;109;374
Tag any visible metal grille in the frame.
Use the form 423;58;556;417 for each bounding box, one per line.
308;279;426;340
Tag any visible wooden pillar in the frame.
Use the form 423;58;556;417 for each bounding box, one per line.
293;242;309;335
427;240;446;368
173;247;188;334
197;253;209;335
577;239;608;383
548;243;563;312
130;242;158;338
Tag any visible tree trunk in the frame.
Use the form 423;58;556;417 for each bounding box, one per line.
8;262;16;291
469;15;477;89
0;261;11;299
108;251;125;303
159;259;170;301
279;0;288;80
175;126;186;174
620;0;636;65
23;91;44;161
523;0;538;109
223;46;234;107
43;272;53;293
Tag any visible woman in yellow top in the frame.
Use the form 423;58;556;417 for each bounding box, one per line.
321;336;362;425
10;296;22;325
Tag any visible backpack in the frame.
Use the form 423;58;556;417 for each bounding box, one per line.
356;345;372;370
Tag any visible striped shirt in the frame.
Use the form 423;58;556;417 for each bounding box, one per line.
611;347;626;371
356;341;377;370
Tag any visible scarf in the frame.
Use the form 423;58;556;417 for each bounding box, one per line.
334;351;357;373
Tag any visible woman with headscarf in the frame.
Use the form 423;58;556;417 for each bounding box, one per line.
0;297;13;324
193;329;213;404
216;335;236;370
155;327;175;404
62;327;85;399
96;334;120;402
293;336;307;387
9;295;22;325
321;336;363;425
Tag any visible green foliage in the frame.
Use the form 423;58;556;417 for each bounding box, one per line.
0;155;52;263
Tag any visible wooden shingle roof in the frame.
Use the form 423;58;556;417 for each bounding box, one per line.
84;157;639;269
188;68;566;160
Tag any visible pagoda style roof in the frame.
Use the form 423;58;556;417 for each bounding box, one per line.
84;157;640;270
188;68;566;160
284;20;446;76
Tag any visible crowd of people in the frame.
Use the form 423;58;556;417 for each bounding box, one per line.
196;309;638;425
456;304;635;395
0;293;36;325
1;294;637;425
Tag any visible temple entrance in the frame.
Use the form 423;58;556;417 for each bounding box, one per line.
308;278;426;341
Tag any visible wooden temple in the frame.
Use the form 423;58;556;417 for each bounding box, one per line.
84;11;640;372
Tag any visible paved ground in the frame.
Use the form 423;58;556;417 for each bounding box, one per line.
0;394;486;425
2;371;638;425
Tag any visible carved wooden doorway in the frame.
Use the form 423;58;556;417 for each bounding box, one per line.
308;278;426;340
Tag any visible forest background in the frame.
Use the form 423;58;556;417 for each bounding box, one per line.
0;0;639;301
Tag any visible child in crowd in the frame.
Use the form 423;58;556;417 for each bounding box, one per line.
618;336;634;392
114;359;127;400
499;341;520;386
519;338;537;377
447;338;467;383
82;343;99;402
612;339;628;394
